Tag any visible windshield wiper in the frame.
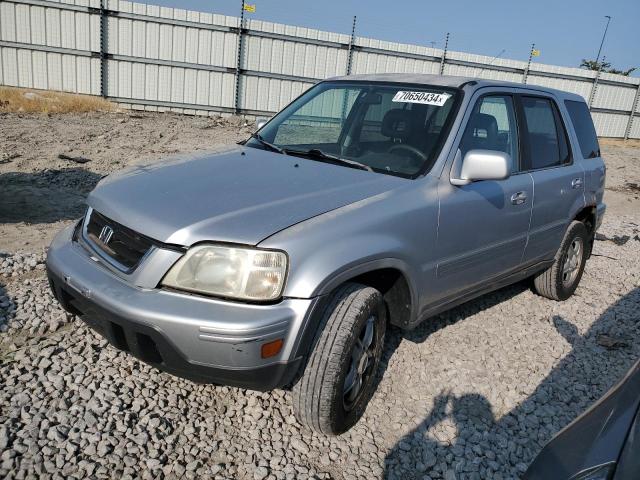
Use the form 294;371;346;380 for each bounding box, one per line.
249;133;286;155
246;139;373;172
287;148;373;172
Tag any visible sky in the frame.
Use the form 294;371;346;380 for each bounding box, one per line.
152;0;639;76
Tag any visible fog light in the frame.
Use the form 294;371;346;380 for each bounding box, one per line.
261;339;283;358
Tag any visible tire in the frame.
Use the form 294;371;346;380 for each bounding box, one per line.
292;282;386;435
533;220;589;301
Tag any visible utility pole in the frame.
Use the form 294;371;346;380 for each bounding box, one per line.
595;15;611;67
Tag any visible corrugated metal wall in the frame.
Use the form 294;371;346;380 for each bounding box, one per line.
1;0;639;138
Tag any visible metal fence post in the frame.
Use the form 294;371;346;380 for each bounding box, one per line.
234;1;246;115
588;56;605;109
345;16;357;75
439;32;449;75
99;0;108;98
523;43;535;84
624;83;640;140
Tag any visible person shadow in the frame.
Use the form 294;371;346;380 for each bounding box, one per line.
383;286;640;480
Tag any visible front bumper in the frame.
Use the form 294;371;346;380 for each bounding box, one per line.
46;224;318;390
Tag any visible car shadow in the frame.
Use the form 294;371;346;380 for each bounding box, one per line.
406;281;530;345
0;169;102;224
369;281;531;438
382;286;640;480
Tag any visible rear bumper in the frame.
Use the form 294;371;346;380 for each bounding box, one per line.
46;224;318;390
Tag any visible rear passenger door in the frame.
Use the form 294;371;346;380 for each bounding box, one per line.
518;94;585;263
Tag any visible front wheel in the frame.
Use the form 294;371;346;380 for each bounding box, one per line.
292;283;386;435
533;220;589;301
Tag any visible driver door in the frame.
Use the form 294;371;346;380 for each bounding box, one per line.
432;93;533;303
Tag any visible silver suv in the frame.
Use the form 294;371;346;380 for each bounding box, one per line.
47;74;606;435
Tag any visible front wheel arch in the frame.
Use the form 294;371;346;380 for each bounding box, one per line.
312;260;417;328
290;264;415;374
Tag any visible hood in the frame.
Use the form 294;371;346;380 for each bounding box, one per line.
87;146;406;246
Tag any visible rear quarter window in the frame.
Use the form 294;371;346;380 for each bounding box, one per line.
564;100;600;159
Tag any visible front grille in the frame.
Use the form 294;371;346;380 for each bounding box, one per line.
84;209;153;271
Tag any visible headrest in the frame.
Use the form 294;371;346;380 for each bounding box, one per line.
381;109;414;140
468;113;498;138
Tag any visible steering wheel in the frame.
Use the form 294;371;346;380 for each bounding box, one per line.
388;144;427;162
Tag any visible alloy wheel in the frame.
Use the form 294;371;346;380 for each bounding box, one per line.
562;236;583;287
343;315;376;411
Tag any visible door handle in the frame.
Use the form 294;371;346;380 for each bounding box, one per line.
571;178;583;189
511;191;527;205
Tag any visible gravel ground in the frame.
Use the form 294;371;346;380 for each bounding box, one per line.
1;112;639;480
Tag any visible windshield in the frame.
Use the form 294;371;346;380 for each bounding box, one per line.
246;81;459;178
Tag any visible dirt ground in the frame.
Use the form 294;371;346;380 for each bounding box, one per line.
0;111;253;251
1;111;639;252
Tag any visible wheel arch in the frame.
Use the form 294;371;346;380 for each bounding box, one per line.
349;267;413;328
573;205;597;256
290;261;417;369
574;205;596;232
312;259;418;328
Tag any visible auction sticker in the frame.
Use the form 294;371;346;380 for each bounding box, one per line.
392;91;451;106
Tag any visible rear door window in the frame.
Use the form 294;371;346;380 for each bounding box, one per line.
521;96;571;170
565;100;600;158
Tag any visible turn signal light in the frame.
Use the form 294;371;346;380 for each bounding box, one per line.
261;339;283;358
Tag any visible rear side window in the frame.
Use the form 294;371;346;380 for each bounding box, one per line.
521;96;570;170
565;100;600;158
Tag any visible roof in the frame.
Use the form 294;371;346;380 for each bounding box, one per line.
327;73;477;88
325;73;585;101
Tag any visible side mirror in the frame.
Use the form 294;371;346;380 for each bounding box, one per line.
451;150;512;186
255;117;269;131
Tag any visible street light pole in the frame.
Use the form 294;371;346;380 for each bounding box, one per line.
595;15;611;67
489;49;506;65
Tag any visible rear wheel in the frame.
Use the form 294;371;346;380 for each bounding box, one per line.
533;221;589;301
292;283;386;435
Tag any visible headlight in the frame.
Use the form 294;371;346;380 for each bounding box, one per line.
161;244;287;301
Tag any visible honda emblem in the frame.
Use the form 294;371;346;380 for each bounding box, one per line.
98;225;114;244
